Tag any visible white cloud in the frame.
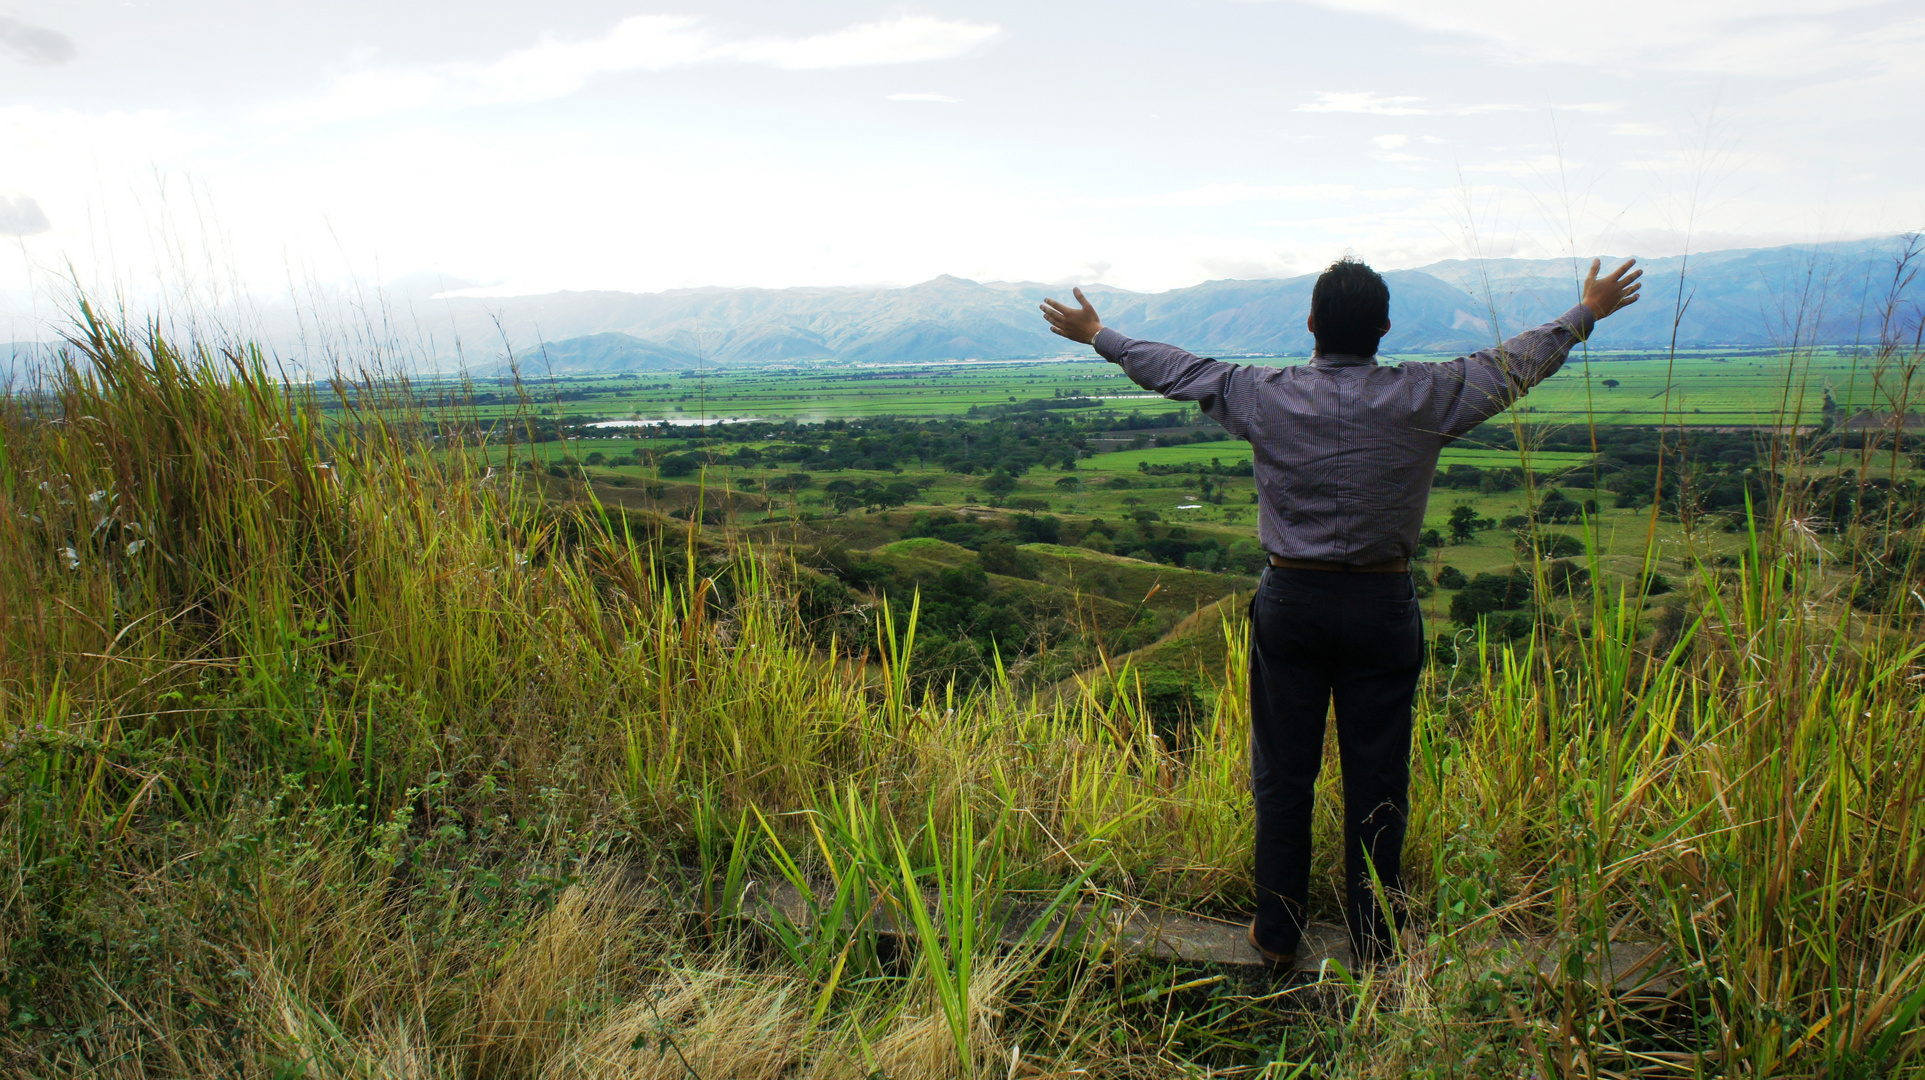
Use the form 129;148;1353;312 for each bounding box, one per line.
1296;91;1427;115
0;16;76;65
886;92;960;103
717;16;1000;69
268;15;1001;125
1296;90;1523;116
1090;183;1356;209
1372;134;1409;149
1611;122;1667;137
1460;154;1585;177
0;195;50;236
1287;0;1901;75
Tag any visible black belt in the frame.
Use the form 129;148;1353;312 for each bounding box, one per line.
1268;555;1409;573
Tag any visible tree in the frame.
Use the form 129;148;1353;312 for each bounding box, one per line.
1227;537;1266;574
1448;504;1481;544
981;469;1018;495
1602;378;1621;390
979;540;1033;578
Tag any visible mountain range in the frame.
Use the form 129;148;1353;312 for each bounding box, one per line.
6;237;1919;378
422;236;1919;373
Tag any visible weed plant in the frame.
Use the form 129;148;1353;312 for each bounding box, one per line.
3;292;1925;1078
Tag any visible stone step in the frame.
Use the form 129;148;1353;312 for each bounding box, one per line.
739;880;1675;994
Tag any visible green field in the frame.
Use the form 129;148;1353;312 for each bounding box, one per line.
455;348;1895;427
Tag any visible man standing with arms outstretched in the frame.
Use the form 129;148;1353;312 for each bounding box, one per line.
1040;256;1642;964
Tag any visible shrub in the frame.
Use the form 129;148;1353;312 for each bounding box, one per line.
1515;531;1585;559
1449;570;1534;628
978;540;1035;579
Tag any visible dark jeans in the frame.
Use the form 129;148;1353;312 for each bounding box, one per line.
1249;566;1424;961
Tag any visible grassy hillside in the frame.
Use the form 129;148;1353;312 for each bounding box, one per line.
4;317;1925;1078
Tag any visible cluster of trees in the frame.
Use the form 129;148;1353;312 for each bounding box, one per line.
1137;457;1254;477
1441;562;1595;637
966;395;1103;417
820;477;926;512
810;542;1059;686
1432;464;1528;492
897;510;1267;575
904;510;1065;553
1079;519;1266;573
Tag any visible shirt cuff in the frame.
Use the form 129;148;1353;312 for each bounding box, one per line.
1091;326;1125;363
1564;303;1599;340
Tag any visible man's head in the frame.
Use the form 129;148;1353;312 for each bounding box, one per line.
1308;257;1391;357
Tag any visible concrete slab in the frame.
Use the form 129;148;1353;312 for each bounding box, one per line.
635;873;1675;995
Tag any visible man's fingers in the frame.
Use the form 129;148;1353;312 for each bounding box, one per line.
1609;258;1637;281
1073;286;1097;313
1041;297;1075;316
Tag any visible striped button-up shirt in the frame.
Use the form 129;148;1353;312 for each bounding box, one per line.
1091;303;1597;565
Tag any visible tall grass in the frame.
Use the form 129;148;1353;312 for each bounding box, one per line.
3;298;1925;1078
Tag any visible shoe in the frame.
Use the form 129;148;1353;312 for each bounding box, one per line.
1247;922;1297;967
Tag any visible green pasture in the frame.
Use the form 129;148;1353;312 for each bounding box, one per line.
432;348;1900;426
466;361;1154;422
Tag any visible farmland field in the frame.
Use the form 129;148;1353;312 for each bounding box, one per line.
423;348;1898;427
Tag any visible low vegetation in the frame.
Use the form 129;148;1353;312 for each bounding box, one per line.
4;307;1925;1078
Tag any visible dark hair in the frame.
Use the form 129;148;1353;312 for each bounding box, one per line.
1310;257;1390;356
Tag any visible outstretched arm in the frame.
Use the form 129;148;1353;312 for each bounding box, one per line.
1431;258;1641;441
1040;287;1259;439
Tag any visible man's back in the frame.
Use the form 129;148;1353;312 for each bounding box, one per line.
1045;256;1642;965
1091;303;1595;563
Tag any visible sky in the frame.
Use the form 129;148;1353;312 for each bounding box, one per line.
2;0;1922;337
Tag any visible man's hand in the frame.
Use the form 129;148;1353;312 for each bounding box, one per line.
1582;257;1642;320
1040;287;1104;345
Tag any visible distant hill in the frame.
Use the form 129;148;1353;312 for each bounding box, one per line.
420;236;1921;369
1416;237;1919;351
514;333;702;374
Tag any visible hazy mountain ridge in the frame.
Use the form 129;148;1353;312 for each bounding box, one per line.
6;238;1916;376
452;236;1919;371
1417;237;1919;350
